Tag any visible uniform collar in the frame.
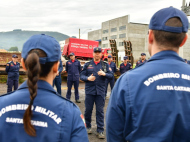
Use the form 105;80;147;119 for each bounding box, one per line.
148;50;184;62
69;59;77;62
93;60;100;65
18;80;57;94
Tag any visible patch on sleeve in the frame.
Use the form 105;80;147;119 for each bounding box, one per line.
80;114;86;127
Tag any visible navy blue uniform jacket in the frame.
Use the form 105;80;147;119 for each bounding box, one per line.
66;59;81;81
6;61;20;80
80;60;113;95
119;62;132;74
106;51;190;142
136;59;147;68
108;62;117;74
55;60;63;78
0;80;88;142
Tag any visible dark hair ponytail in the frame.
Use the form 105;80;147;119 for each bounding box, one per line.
23;51;41;136
23;49;57;136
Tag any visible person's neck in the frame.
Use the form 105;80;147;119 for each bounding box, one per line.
94;59;100;62
150;43;179;56
108;61;111;63
124;62;127;64
39;73;55;86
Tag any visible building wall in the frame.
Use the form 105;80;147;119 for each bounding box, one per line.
182;30;190;60
88;15;190;61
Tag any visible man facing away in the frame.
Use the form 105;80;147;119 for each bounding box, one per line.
106;6;190;142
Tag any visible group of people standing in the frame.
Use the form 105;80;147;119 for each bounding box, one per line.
2;6;190;142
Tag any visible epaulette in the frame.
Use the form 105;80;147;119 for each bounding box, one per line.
0;90;17;97
85;61;91;67
54;93;79;107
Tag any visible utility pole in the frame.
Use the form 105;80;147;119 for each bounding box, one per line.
79;29;80;39
181;0;190;16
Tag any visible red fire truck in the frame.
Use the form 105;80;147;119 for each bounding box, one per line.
62;38;111;61
62;38;99;60
101;48;111;61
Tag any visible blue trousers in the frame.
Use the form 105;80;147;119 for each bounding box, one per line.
53;75;62;95
105;77;115;97
66;80;79;100
85;94;105;132
7;79;18;93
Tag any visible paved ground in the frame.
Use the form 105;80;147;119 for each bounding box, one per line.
0;81;112;142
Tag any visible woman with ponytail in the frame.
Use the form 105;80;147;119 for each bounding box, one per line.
0;34;89;142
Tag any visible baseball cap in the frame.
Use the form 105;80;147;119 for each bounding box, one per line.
93;47;101;52
108;55;112;58
22;34;61;64
141;53;146;56
69;52;75;56
12;54;18;58
149;6;189;33
123;56;128;60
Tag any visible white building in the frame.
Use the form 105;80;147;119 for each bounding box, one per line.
88;15;190;61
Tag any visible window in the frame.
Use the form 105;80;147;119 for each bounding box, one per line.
110;35;117;39
119;25;126;31
107;50;111;53
102;37;108;41
103;29;108;34
102;44;108;48
119;33;126;38
111;27;117;32
119;42;124;46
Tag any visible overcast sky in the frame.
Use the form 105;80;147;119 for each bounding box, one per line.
0;0;189;39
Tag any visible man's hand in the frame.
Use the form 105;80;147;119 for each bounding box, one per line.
88;74;96;81
98;69;106;76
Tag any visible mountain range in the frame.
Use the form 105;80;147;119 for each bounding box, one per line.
0;30;70;51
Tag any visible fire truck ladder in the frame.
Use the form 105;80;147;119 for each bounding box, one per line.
124;40;134;67
109;39;119;67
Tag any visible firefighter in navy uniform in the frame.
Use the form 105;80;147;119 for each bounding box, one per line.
53;59;63;95
0;34;88;142
119;56;132;75
136;53;147;68
6;54;20;93
105;55;116;98
106;7;190;142
80;47;113;139
65;53;81;103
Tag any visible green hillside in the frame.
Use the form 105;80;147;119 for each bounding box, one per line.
0;30;70;51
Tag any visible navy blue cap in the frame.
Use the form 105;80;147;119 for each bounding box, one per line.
12;54;18;58
149;6;189;33
69;52;75;56
93;47;101;52
22;34;61;64
141;53;146;56
108;55;112;58
123;56;128;60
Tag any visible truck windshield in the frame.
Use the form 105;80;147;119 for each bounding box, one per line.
107;50;111;54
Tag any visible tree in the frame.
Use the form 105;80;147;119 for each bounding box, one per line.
9;46;18;51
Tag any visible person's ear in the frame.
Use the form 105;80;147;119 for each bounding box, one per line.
21;58;27;71
53;61;59;73
148;30;154;45
179;33;188;47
